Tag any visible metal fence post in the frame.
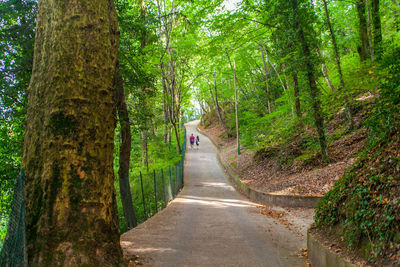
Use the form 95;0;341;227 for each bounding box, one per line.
153;169;157;213
139;172;147;220
175;164;179;193
161;169;167;208
169;166;174;197
180;160;183;189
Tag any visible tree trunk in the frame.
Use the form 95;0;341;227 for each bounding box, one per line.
291;0;328;162
22;0;124;265
213;70;225;127
224;47;249;100
115;63;137;230
172;122;181;154
260;44;287;92
366;0;375;62
292;73;302;121
208;72;228;132
322;0;353;127
139;0;150;168
141;132;149;171
316;47;336;92
371;0;382;58
322;0;345;90
356;1;371;61
140;0;147;49
233;61;240;155
162;66;169;143
259;42;271;113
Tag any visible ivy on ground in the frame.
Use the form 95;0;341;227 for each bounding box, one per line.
315;46;400;262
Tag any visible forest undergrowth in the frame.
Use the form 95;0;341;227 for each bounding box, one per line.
200;95;370;197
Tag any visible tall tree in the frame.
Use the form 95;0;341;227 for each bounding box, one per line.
292;72;302;121
22;0;124;265
371;0;382;58
259;42;272;113
207;70;228;132
291;0;328;162
356;0;371;61
322;0;353;127
115;63;137;230
322;0;345;90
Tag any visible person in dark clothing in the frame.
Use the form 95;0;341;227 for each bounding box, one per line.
196;135;200;149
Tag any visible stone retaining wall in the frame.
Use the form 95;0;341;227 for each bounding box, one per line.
308;231;355;267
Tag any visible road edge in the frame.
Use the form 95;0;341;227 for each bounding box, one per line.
197;126;322;209
307;230;356;267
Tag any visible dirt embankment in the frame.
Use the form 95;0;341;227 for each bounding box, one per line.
198;107;369;197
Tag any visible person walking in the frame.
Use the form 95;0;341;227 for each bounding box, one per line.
196;135;200;149
189;133;195;149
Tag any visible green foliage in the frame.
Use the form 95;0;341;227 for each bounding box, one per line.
315;46;400;262
0;0;36;245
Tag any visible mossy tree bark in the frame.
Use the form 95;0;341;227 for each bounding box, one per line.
22;0;124;265
291;0;328;162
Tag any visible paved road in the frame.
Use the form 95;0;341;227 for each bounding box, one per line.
121;121;305;267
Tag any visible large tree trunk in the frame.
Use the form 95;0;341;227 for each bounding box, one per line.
22;0;124;266
356;1;371;61
371;0;382;58
291;0;328;162
115;63;137;230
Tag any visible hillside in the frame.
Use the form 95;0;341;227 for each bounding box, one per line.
199;94;372;197
200;46;400;265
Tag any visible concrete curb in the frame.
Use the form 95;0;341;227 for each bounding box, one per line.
197;126;322;209
307;231;355;267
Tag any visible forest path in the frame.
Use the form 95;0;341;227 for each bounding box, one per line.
121;120;306;267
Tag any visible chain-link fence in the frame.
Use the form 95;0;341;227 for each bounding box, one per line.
0;169;27;267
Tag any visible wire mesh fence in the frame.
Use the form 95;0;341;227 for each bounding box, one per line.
0;169;27;267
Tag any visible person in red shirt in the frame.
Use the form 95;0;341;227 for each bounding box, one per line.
189;134;195;149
